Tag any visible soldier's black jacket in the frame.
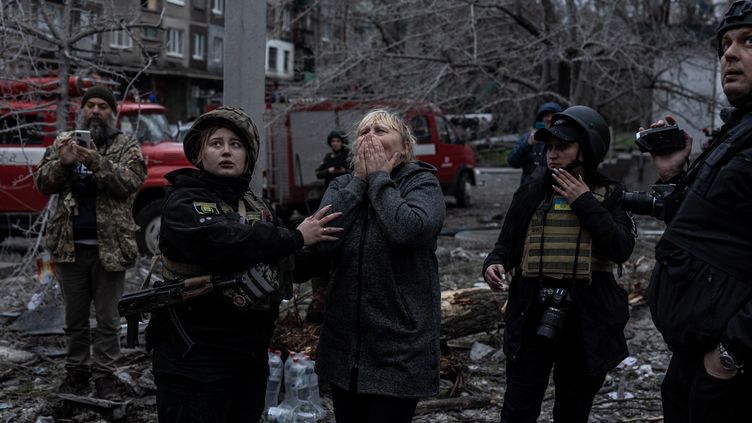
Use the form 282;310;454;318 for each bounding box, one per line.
315;147;350;188
649;108;752;365
483;172;635;376
147;168;303;382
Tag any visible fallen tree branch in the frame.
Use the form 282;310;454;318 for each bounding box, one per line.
415;395;494;415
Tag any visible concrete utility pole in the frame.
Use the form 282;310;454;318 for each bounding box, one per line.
224;0;266;193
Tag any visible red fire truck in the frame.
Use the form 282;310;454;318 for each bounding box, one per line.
263;101;477;217
0;76;191;255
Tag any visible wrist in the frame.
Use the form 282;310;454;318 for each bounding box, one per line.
719;342;744;371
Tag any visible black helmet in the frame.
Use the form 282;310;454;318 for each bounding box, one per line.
327;129;348;146
535;105;610;167
183;106;260;172
717;1;752;57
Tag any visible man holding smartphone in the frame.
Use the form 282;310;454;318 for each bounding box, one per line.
34;86;147;401
508;101;562;185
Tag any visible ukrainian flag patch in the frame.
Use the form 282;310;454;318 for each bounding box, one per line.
193;202;220;215
554;197;571;211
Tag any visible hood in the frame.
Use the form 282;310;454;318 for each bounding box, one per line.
391;160;438;183
535;102;563;122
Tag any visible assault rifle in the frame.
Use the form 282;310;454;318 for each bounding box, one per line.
118;268;275;347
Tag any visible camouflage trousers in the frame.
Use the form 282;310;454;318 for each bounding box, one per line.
56;244;125;377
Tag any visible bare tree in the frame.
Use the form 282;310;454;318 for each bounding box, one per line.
282;0;726;133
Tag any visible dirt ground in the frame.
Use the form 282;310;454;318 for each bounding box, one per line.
0;168;670;423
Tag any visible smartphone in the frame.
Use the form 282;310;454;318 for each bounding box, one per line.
534;121;545;129
73;130;92;148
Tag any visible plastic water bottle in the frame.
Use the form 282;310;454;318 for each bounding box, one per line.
302;356;325;419
265;349;284;411
284;351;297;391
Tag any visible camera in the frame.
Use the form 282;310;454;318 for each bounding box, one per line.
635;125;685;155
621;184;677;218
73;130;92;148
536;285;572;340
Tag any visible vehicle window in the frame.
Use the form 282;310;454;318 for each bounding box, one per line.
119;112;173;144
435;115;451;144
446;120;459;144
0;113;49;145
410;115;432;144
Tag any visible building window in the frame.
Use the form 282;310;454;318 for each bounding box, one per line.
110;30;133;49
167;28;184;57
267;46;278;71
143;26;159;40
212;36;223;63
322;22;332;42
212;0;224;15
193;33;205;60
141;0;159;10
282;8;290;32
283;50;290;73
167;0;185;5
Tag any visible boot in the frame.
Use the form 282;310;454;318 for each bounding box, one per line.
58;369;91;396
94;374;122;401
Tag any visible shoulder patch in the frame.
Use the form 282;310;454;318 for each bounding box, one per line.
193;202;221;215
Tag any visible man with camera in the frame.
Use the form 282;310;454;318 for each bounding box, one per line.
34;86;147;401
483;106;635;422
631;2;752;421
507;101;562;185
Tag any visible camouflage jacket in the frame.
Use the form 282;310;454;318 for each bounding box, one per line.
33;131;147;271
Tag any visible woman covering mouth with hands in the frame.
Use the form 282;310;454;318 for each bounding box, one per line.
311;109;446;423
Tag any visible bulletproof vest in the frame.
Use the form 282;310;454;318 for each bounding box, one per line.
162;191;293;311
521;187;613;281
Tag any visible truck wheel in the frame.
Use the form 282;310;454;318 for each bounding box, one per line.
454;172;472;207
136;200;163;256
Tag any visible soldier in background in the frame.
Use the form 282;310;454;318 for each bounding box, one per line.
34;86;147;401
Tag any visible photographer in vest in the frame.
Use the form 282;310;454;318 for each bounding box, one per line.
483;106;635;423
146;107;341;422
644;2;752;421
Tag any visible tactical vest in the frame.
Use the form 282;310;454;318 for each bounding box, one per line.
521;187;614;281
162;191;293;311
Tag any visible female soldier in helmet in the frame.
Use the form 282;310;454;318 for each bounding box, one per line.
483;106;636;422
146;107;341;422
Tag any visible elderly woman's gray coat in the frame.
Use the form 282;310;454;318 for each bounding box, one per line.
313;162;446;398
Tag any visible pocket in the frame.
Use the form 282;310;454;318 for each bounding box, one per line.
396;286;417;331
118;228;139;263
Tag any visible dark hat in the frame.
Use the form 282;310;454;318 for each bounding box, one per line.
81;86;117;112
327;129;348;145
534;118;583;143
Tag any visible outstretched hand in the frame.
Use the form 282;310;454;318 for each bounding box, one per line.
296;204;343;246
484;264;507;291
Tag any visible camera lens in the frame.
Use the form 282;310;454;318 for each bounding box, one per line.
622;191;656;216
536;307;566;339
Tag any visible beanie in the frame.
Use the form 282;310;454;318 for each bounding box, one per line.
81;86;117;112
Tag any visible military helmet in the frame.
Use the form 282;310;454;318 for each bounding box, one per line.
327;129;348;146
717;1;752;57
535;105;610;167
183;106;260;172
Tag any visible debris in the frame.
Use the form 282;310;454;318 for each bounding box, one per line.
469;342;496;361
0;345;35;363
414;395;494;415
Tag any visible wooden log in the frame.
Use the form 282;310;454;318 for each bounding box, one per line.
440;288;506;340
415;394;494;414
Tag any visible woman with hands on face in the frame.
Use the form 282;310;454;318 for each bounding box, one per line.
482;106;636;423
311;109;446;423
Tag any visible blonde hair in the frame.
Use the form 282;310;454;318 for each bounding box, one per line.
350;109;417;168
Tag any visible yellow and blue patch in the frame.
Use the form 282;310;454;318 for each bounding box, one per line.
554;197;571;211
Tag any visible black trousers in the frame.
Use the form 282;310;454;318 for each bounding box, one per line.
500;309;606;423
662;351;752;423
331;384;419;423
155;372;267;423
